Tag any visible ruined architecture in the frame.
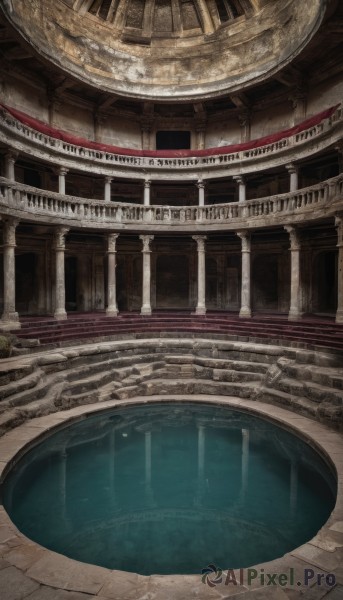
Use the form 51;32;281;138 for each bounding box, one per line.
0;0;341;327
0;1;342;598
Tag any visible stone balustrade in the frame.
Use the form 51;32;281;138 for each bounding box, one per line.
0;104;342;179
0;173;342;231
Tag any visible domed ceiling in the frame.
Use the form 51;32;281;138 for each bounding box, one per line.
0;0;331;101
74;0;250;37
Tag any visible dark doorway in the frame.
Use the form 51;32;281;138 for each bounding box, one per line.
315;251;337;314
253;254;279;311
16;253;37;314
156;131;191;150
65;256;77;311
156;255;189;308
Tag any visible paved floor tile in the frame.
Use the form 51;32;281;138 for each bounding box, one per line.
0;565;40;600
24;586;97;599
26;552;109;595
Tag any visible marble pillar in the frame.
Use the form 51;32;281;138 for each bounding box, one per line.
197;180;205;207
140;235;154;315
58;167;68;195
104;177;112;202
286;163;299;192
5;151;17;181
237;231;252;318
143;180;151;206
1;218;20;329
335;216;343;323
285;225;302;321
234;175;246;203
54;227;69;321
106;233;119;317
192;235;207;315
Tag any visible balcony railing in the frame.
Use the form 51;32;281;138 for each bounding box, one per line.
0;174;342;231
0;104;342;178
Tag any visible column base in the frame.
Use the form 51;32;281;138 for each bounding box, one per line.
239;308;251;318
141;306;152;315
288;311;303;321
335;310;343;324
54;310;67;321
106;308;118;317
0;314;21;330
195;306;206;315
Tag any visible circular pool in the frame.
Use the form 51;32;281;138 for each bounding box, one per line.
2;402;336;575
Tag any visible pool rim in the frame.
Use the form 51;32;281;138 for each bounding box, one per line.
0;394;342;596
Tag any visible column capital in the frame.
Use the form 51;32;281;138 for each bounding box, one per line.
233;175;245;185
54;227;69;250
107;232;119;253
4;150;18;162
286;163;298;175
192;235;207;251
2;218;19;247
105;176;113;184
56;166;69;177
144;179;151;189
285;225;301;250
140;234;154;253
197;179;205;190
236;230;251;252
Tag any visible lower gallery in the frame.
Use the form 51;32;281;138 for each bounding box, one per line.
0;0;342;598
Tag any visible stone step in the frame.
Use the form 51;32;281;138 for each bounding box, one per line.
0;363;35;387
0;369;43;401
164;354;269;373
257;386;319;419
0;372;60;413
276;377;343;406
112;377;257;401
277;357;343;390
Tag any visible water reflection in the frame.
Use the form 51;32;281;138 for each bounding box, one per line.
3;403;336;575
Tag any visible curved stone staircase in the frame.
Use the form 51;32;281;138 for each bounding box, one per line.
0;337;342;436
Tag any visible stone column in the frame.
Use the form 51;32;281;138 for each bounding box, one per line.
5;151;17;181
140;235;154;315
54;227;69;321
143;180;151;206
285;226;302;321
238;110;251;143
1;218;20;329
233;176;246;203
335;216;343;323
237;231;252;318
195;122;206;150
192;235;207;315
104;177;112;202
106;233;119;317
58;167;68;195
197;180;205;207
286;163;299;192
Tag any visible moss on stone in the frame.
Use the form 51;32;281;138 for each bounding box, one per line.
0;335;12;358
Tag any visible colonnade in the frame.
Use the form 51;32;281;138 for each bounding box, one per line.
3;153;300;205
1;218;342;329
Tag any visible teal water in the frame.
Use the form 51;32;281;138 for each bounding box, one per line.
2;403;336;575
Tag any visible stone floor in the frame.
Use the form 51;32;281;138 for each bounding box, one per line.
0;394;342;600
